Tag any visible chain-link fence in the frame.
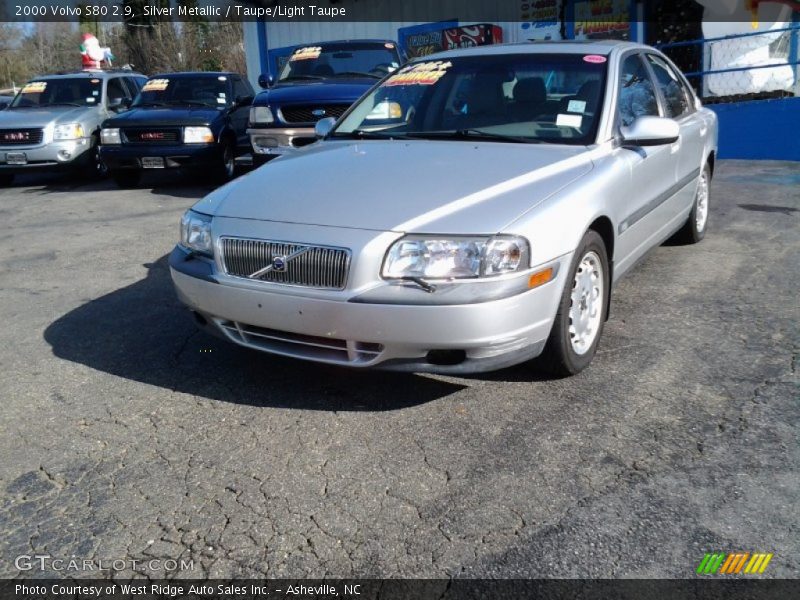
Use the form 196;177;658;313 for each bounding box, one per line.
658;25;800;104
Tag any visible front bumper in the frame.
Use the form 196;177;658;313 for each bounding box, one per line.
0;138;92;172
169;246;568;373
99;143;221;170
248;126;315;156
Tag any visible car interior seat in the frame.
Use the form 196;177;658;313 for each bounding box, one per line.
510;77;547;121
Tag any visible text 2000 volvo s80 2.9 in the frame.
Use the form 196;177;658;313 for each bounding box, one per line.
170;41;718;376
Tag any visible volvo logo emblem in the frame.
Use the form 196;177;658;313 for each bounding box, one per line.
311;108;326;118
248;246;311;279
272;256;287;272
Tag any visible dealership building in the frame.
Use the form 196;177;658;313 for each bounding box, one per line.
242;0;800;160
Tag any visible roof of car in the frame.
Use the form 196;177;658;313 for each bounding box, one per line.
148;72;240;79
430;40;650;60
35;69;145;80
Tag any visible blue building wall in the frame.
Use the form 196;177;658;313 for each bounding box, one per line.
709;97;800;161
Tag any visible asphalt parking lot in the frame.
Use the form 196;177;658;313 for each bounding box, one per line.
0;161;797;579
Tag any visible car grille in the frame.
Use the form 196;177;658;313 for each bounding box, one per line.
220;237;350;290
123;128;180;143
215;319;383;364
280;104;349;124
0;128;43;145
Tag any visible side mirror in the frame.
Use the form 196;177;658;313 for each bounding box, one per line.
235;95;254;107
257;74;274;89
620;116;679;147
314;117;336;139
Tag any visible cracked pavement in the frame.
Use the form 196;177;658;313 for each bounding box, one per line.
0;162;797;579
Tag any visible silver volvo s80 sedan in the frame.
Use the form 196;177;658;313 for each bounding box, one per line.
170;40;718;376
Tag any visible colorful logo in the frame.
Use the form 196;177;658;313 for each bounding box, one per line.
697;552;773;575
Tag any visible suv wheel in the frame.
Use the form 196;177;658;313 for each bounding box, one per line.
77;139;107;180
0;173;14;187
110;170;141;188
541;230;609;376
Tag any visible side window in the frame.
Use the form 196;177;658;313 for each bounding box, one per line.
124;77;141;94
645;54;691;119
233;77;251;100
618;54;659;127
106;77;129;105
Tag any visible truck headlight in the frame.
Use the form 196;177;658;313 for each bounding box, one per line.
382;235;529;280
249;106;274;125
180;210;213;255
53;123;85;140
184;126;214;144
100;128;121;144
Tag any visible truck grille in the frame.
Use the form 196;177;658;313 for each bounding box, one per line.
0;128;43;145
220;237;350;290
123;128;180;143
280;104;349;124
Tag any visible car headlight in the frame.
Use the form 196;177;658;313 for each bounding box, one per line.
100;128;121;144
249;106;274;125
53;123;85;140
382;235;529;280
180;210;213;255
184;126;214;144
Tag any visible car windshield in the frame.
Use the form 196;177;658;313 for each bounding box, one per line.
133;75;229;108
332;53;608;145
278;42;401;81
9;78;103;108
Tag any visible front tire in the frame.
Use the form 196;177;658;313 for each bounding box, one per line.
671;163;711;244
541;230;609;376
213;140;236;183
0;173;14;187
110;170;141;188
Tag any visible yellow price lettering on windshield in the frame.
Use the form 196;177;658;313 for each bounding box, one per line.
383;61;452;87
21;82;47;94
142;79;169;92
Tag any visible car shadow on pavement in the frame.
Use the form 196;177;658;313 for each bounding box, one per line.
43;255;467;411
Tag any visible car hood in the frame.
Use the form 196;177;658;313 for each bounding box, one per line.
254;79;376;106
104;106;221;128
202;141;594;233
0;105;99;128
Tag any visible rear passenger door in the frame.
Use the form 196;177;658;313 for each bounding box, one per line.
644;53;707;213
613;52;681;275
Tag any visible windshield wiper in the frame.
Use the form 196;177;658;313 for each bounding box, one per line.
280;75;325;81
332;129;415;140
166;100;213;108
333;71;382;79
417;129;544;144
133;101;169;107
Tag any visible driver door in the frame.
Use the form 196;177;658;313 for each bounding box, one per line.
613;52;681;276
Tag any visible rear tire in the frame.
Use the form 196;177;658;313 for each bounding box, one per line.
671;162;710;245
0;173;14;187
110;170;141;188
541;230;609;377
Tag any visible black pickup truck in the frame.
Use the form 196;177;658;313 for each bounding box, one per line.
100;72;254;187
